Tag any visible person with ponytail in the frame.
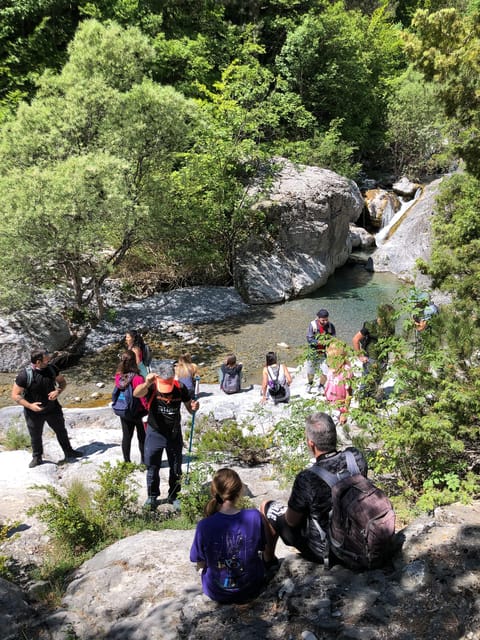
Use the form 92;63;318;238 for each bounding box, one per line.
190;468;274;603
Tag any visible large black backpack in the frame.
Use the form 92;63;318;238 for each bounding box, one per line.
309;450;396;570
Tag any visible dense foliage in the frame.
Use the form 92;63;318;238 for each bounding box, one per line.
0;0;427;315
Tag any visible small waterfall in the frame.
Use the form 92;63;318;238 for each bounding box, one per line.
375;187;423;246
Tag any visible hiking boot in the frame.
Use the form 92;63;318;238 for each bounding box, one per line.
64;449;83;460
29;456;43;468
143;497;157;511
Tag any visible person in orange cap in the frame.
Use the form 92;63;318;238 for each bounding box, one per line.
134;361;199;510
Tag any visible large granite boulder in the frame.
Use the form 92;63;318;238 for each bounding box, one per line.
0;308;72;372
234;158;364;304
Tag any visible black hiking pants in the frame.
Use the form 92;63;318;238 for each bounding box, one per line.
24;406;72;459
144;426;183;501
120;416;146;464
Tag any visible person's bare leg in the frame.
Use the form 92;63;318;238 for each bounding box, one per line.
260;501;279;563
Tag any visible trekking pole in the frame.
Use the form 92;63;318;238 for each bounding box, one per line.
185;375;201;482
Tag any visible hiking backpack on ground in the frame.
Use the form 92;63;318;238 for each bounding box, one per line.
111;379;141;420
309;450;396;570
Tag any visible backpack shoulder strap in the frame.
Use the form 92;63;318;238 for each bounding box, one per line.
309;451;355;487
267;365;279;382
267;365;280;382
344;449;360;475
24;364;54;388
309;464;338;488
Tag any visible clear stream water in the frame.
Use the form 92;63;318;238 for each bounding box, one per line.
198;263;401;385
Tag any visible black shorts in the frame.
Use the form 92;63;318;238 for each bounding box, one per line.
264;500;316;558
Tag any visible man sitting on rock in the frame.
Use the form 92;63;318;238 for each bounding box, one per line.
11;349;83;468
260;412;367;564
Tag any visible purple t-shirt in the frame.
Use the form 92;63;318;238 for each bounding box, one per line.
190;509;266;603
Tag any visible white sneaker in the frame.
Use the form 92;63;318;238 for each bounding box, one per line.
305;383;313;393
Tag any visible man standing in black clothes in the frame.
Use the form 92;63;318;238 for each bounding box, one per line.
134;361;199;510
11;349;83;468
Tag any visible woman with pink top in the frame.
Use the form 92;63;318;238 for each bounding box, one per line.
114;350;148;464
323;341;352;424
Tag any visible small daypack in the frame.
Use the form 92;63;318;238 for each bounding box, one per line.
267;366;286;397
221;368;241;394
309;450;396;570
111;377;141;420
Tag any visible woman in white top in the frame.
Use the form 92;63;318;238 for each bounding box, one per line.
261;351;292;404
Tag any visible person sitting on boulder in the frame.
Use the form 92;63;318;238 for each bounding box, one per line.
219;353;243;394
190;467;273;604
261;351;292;404
260;412;367;565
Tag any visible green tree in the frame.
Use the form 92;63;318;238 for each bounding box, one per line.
405;3;480;178
418;173;480;310
0;0;80;116
0;20;197;320
276;118;361;178
0;0;222;116
385;67;450;177
161;45;317;280
275;2;405;155
350;293;480;511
